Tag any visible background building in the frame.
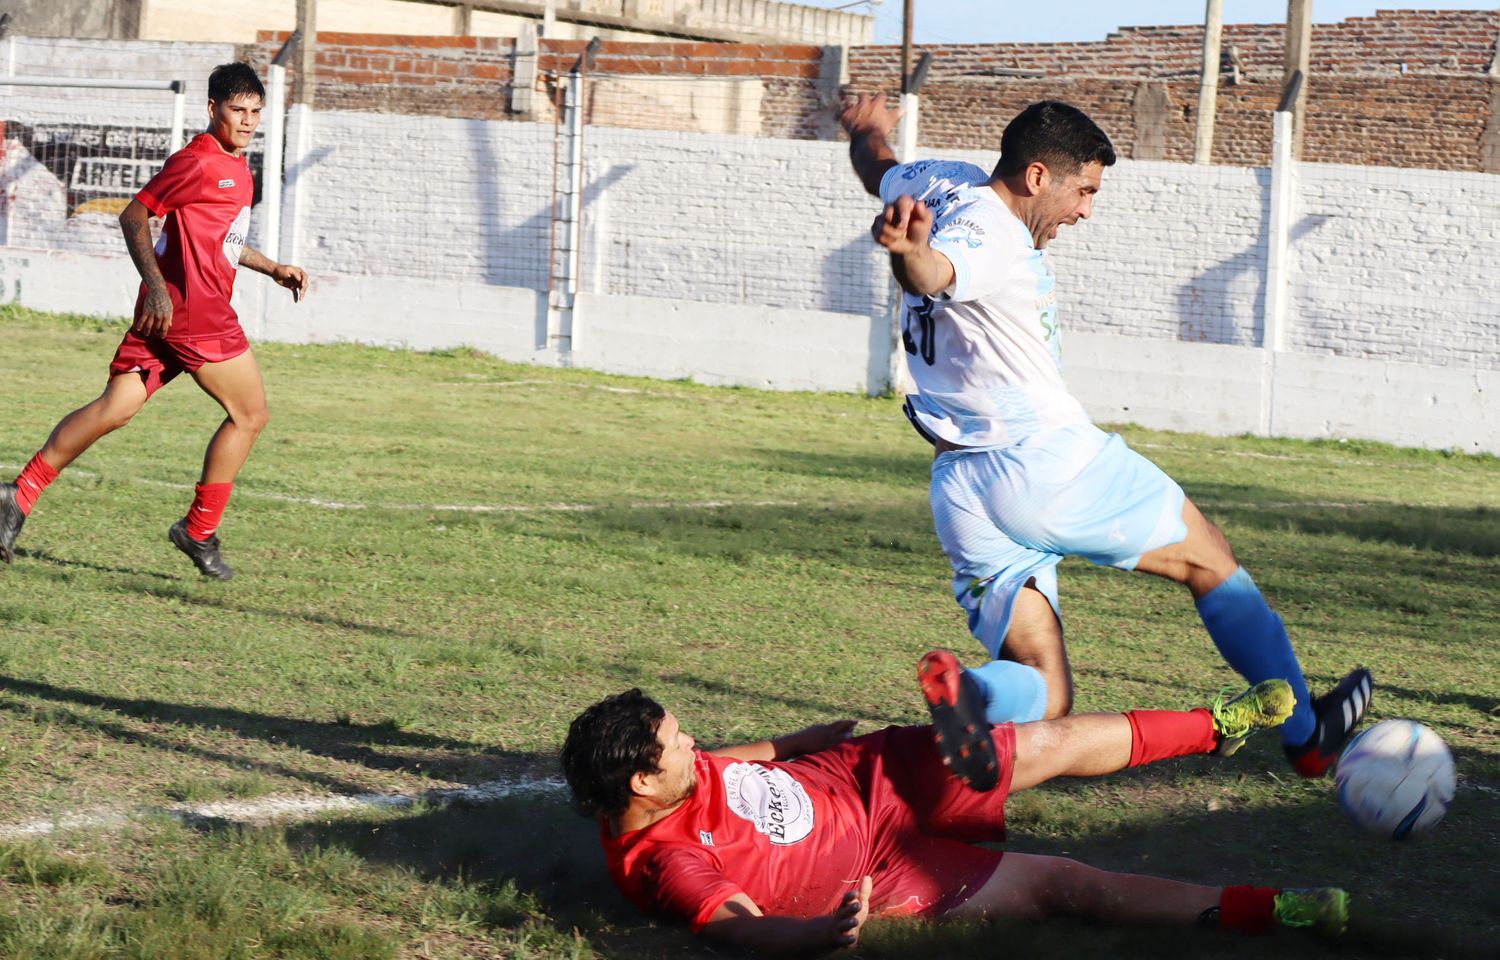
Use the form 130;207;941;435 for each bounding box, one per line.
0;0;875;45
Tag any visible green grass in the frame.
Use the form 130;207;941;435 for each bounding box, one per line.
0;303;1495;958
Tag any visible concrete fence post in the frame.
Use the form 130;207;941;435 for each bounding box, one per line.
1262;107;1296;436
262;63;287;263
281;103;312;269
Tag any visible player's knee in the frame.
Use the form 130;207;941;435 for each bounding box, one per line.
1035;857;1104;917
237;405;270;435
1025;856;1089;917
100;400;145;432
1042;684;1074;720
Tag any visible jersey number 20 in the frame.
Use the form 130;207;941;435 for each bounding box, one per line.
903;297;936;366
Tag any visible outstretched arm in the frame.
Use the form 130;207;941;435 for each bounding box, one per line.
839;93;901;197
240;245;309;301
709;720;857;762
701;878;873;956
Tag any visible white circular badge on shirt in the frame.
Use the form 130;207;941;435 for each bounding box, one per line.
721;762;815;845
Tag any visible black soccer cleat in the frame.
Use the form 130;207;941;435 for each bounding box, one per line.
918;649;1000;792
169;518;234;580
1284;667;1373;778
0;482;25;565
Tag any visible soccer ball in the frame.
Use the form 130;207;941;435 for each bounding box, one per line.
1335;719;1455;839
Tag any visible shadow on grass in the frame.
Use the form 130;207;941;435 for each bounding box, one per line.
274;772;1495;960
1189;482;1499;559
282;795;710;958
16;547;180;582
120;582;435;642
0;675;530;790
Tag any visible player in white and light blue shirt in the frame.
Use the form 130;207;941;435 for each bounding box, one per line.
840;95;1371;779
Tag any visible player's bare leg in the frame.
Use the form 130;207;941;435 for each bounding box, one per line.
1006;678;1294;792
924;642;1293;792
948;851;1221;925
997;584;1073;719
1133;497;1239;597
39;373;151;471
948;852;1349;936
191;349;269;485
167;349;268;579
1136;497;1372;777
1;374;149;564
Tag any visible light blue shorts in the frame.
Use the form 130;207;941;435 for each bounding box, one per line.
931;423;1188;658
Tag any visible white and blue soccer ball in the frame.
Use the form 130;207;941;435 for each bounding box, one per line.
1335;719;1456;840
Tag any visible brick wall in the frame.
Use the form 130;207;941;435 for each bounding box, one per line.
244;10;1500;170
246;33;518;119
847;9;1500;171
245;33;828;133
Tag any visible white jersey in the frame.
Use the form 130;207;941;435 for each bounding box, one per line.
880;160;1091;449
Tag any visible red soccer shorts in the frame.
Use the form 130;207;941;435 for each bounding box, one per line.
791;722;1018;919
108;329;249;396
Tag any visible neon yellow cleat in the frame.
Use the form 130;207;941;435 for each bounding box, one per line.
1274;887;1349;937
1211;679;1296;756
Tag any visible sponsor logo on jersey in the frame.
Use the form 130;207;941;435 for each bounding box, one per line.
698;830;715;846
218;179;236;188
722;763;815;845
937;217;987;249
222;206;251;272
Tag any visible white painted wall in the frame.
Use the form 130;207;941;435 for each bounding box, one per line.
4;38;1498;450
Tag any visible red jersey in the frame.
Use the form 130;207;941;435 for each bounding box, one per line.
602;749;874;931
601;726;1017;932
133;132;253;341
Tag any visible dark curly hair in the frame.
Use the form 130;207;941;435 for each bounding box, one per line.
994;100;1116;179
208;62;265;104
561;689;667;819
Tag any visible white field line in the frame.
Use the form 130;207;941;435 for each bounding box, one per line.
0;463;802;514
438;378;647;395
0;775;568;841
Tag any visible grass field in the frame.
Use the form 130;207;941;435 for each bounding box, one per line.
0;304;1495;959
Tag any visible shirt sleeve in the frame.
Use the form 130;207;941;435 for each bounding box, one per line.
928;199;1020;302
879;160;935;204
640;848;746;933
136;149;205;217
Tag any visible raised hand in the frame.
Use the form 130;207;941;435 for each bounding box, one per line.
840;92;901;138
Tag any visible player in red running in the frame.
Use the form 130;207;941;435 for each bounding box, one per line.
562;670;1350;955
0;62;306;580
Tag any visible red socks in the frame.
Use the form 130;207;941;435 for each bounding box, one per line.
13;457;234;541
185;482;234;540
1217;885;1279;934
14;452;59;515
1124;708;1219;767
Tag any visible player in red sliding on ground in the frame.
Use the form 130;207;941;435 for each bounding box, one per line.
562;660;1349;957
0;62;307;580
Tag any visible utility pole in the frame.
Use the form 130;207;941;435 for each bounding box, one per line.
1194;0;1223;163
1284;0;1312;159
898;0;916;161
296;0;317;108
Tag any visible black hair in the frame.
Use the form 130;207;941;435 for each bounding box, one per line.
994;100;1116;179
208;62;265;103
561;688;667;819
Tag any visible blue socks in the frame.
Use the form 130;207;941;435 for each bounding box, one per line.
1195;567;1314;744
969;659;1049;724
